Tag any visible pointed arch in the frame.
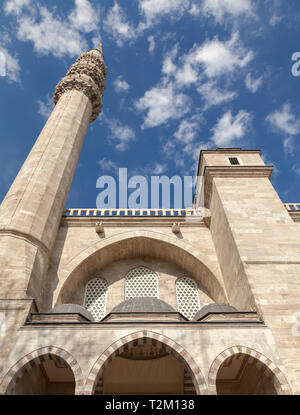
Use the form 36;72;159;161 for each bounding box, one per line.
208;345;292;395
0;346;84;395
84;330;208;395
54;230;227;307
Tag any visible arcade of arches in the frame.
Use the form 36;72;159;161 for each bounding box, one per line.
3;344;285;395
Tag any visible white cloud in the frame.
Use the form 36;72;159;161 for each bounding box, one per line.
149;34;252;102
0;47;21;82
136;33;251;134
113;76;130;93
174;115;204;143
189;3;200;16
210;110;252;146
184;32;253;78
136;33;251;144
266;103;300;136
202;0;255;22
133;162;167;176
162;43;198;86
162;56;177;76
197;81;237;109
69;0;100;33
163;137;210;175
175;63;198;86
269;14;283;26
283;136;295;156
138;0;190;27
135;82;190;128
101;0;254;46
292;164;300;176
104;118;136;151
17;7;85;57
268;0;284;26
103;1;193;44
7;0;100;58
4;0;30;15
148;35;155;54
37;94;53;119
162;44;178;76
104;3;135;46
152;163;166;174
245;73;262;93
98;157;119;175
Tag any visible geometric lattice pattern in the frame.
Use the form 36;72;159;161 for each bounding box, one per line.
176;277;200;320
83;278;107;321
125;267;159;300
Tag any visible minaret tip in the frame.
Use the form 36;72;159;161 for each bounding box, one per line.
91;42;103;54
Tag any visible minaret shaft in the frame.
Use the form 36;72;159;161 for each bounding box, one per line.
0;90;91;248
0;48;106;307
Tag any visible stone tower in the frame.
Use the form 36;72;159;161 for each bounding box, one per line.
0;45;106;307
0;46;106;371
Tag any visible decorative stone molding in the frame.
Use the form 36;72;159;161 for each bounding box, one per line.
0;346;84;395
54;48;106;123
84;330;208;395
207;345;293;395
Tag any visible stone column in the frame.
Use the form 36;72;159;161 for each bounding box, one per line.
0;47;106;308
198;148;300;393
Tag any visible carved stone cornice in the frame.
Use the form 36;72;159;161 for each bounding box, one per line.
53;49;107;123
203;165;274;208
60;217;207;228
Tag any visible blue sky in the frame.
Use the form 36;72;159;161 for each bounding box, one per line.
0;0;300;209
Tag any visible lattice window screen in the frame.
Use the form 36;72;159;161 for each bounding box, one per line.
125;267;159;299
83;278;107;321
176;277;200;320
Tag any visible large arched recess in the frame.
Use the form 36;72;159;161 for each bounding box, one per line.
84;330;208;395
54;230;227;306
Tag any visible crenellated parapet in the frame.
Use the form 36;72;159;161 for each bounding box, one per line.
54;46;106;123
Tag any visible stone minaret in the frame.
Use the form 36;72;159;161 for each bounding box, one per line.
0;46;106;309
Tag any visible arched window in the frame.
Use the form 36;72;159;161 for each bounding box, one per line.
176;277;200;320
125;267;159;299
83;278;107;321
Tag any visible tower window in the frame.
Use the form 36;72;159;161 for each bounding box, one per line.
228;157;240;165
176;277;200;320
83;278;108;321
125;267;159;299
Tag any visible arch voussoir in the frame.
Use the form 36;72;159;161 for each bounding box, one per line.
55;230;227;307
0;346;83;395
208;345;292;395
85;331;208;395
